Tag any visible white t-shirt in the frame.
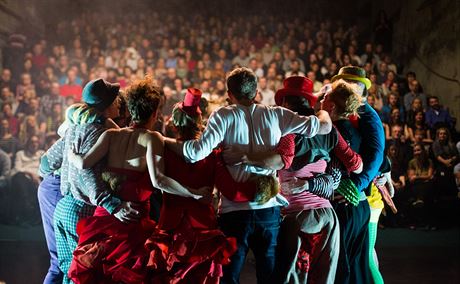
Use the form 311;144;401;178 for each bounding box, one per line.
183;103;320;213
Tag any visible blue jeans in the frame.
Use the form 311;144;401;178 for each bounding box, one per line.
218;207;281;284
37;174;64;284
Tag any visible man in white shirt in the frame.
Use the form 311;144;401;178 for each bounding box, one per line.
166;67;331;284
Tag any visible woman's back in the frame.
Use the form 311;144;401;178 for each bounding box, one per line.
106;127;152;172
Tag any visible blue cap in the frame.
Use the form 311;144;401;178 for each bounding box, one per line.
82;78;120;111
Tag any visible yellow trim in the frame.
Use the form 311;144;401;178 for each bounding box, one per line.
332;74;372;90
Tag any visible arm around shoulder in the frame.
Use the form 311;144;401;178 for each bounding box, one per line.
316;110;332;135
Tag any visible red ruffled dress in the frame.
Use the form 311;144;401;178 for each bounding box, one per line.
145;148;237;284
68;167;156;284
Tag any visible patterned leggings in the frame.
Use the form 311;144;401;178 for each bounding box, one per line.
54;195;95;284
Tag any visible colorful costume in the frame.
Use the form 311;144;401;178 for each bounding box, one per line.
146;148;237;284
182;102;320;284
45;104;122;284
334;103;385;284
276;126;362;284
68;168;156;284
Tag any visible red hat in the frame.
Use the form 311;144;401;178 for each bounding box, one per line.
275;76;317;107
178;88;202;116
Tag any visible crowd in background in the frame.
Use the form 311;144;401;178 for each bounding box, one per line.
0;10;458;228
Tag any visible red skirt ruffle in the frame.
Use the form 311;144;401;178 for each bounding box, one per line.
69;215;156;284
145;218;237;284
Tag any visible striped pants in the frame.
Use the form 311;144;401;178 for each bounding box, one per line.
54;195;95;284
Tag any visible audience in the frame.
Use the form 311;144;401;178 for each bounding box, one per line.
0;8;458;230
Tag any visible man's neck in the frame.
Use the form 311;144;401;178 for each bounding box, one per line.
236;99;254;107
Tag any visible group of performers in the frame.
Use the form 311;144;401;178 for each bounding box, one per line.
37;65;393;284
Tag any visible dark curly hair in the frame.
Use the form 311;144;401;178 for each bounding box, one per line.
124;76;161;125
226;67;258;100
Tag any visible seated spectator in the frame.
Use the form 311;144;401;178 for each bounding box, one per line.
400;71;423;95
0;69;15;91
381;92;404;124
13;134;43;180
405;97;424;127
383;108;404;140
454;141;460;196
0;103;18;137
306;71;323;93
59;68;83;101
0;118;18;163
15;73;36;100
26;98;47;133
406;111;433;145
18;115;42;148
0;87;15;111
46;103;64;135
0;148;11;188
425;96;454;134
403;80;426;111
431;127;458;197
368;73;384;111
381;70;397;98
386;124;412;166
40;82;66;117
257;77;275;106
407;143;435;229
8;135;44;225
285;59;306;78
384;141;407;227
0;147;12;224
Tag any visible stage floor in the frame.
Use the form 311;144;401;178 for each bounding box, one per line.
0;224;458;284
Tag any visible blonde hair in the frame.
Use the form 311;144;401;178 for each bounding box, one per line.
329;79;362;118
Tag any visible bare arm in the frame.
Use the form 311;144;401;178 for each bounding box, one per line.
146;131;204;199
408;166;433;182
315;110;332;135
69;130;112;169
163;136;185;157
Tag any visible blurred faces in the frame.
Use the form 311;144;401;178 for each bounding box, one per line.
27;135;40;153
413;144;423;156
391;125;403;139
428;97;440;110
1;69;11;81
437;128;447;141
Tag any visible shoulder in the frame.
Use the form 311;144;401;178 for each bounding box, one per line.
104;128;122;136
143;130;164;145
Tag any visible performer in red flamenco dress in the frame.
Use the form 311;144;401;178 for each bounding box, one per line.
67;77;208;284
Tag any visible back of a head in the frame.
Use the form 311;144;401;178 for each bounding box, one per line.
329;79;362;118
171;88;204;140
125;76;161;125
283;95;314;116
227;67;258;101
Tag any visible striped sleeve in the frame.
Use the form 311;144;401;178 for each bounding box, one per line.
307;174;335;200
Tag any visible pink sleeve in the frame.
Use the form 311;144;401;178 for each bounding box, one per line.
276;134;296;169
